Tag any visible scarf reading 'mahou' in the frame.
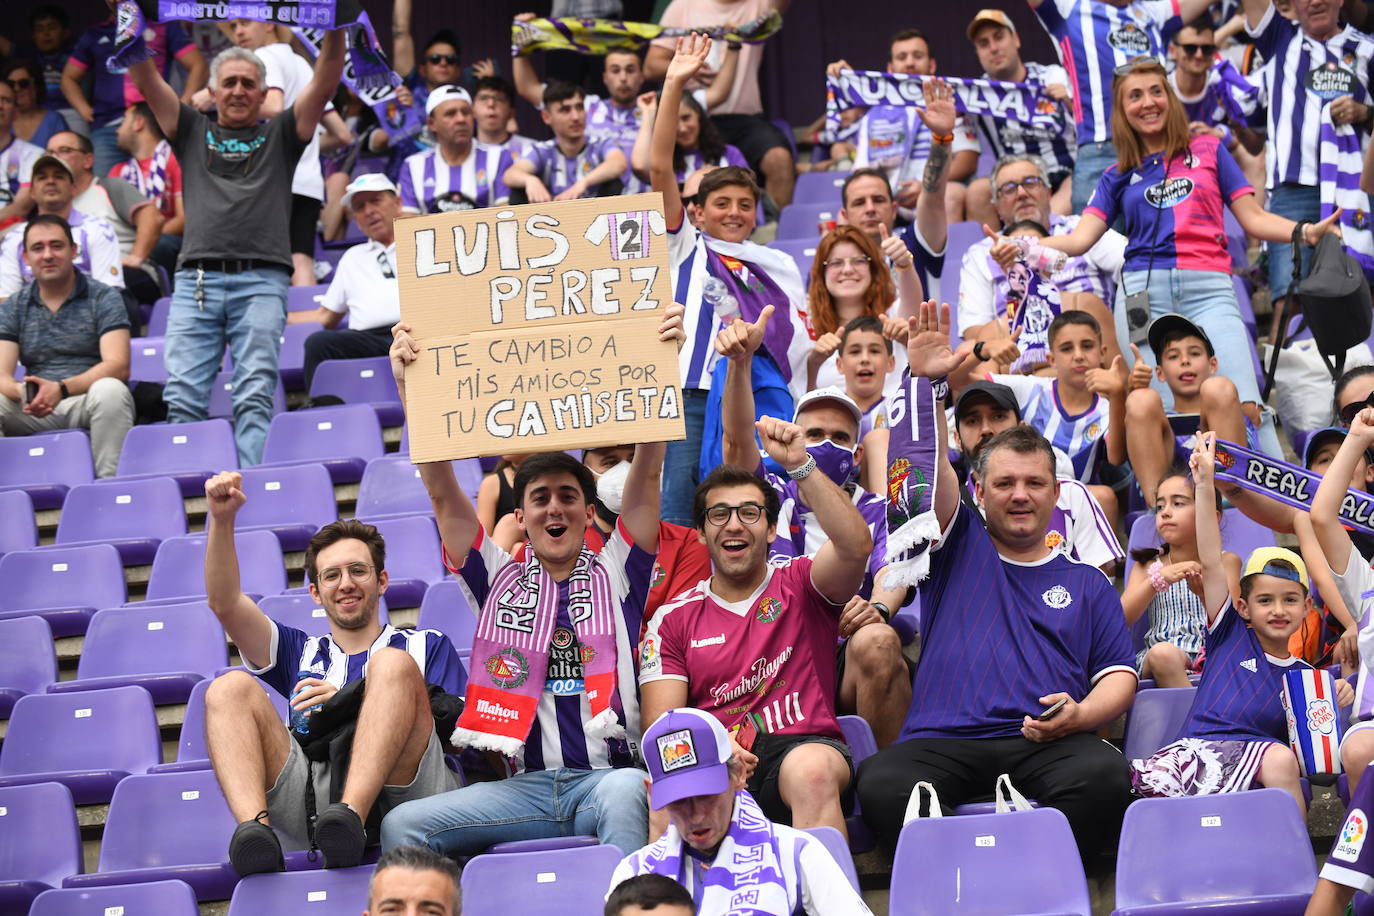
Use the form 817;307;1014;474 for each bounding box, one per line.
451;547;624;757
884;373;943;587
825;69;1064;139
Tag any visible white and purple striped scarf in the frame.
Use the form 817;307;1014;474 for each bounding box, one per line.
1318;108;1374;281
884;373;943;587
120;139;171;207
825;69;1064;139
642;791;790;916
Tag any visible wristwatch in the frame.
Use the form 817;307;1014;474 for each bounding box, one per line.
870;601;891;623
973;341;988;362
787;454;817;480
58;380;69;399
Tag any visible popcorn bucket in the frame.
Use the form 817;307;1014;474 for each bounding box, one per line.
1281;668;1345;777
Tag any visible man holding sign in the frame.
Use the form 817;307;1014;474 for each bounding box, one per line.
126;24;345;465
380;303;684;857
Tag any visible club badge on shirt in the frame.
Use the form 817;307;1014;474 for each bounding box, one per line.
1042;585;1072;609
756;596;783;623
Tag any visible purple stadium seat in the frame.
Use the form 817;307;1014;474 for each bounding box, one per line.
260;593;391;636
309;357;404;426
938;221;985;329
776;202;837;240
791;171;847;205
228;864;376;915
1220;507;1277;560
837;715;878;853
278;321;325;391
365;515;446;608
111;419;239;495
486;836;600;854
460;844;624;916
31;879;200;916
804;826;860;892
890;806;1091;916
767;237;819;288
0;430;95;510
356;455;434;521
128;335;168;384
1113;789;1315;914
232;463;338;551
147;297;172;336
0;782;83;913
208;368;288;420
51;477;186;565
0;488;37;557
47;603;227;704
261;404;384;483
0;543;127;637
417;579;478;653
62;769;239;901
0;685;161;804
287;284;329;312
1122;687;1197;760
151;673;289;774
0;616;57;718
141;531;286;605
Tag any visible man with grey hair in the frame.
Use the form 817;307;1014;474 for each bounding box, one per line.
957;153;1124;371
126;31;344;466
365;845;461;916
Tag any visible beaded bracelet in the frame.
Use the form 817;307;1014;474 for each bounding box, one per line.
1146;560;1170;593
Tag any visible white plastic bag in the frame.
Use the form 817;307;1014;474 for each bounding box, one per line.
1271;339;1373;434
993;774;1034;813
902;780;944;825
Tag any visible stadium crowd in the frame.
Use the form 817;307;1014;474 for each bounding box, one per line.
14;0;1374;913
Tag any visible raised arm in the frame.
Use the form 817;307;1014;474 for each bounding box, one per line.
204;471;274;668
1312;409;1374;576
616;304;684;553
510;14;547;108
703;44;741;111
1177;0;1216;22
1242;0;1272;30
294;28;346;143
178;47;209;102
914;78;955;254
390;322;483;561
391;0;416;78
717;305;772;469
1034;214;1109;258
906;301;973;531
628;92;657;179
1191;433;1228;623
653;34;714;231
126;56;182;140
1293;510;1360;667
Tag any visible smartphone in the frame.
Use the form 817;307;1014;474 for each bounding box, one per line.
1167;413;1203;438
1035;697;1068;722
23;380;37;404
733;717;759;752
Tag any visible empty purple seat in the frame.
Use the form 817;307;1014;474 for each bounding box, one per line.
62;769;239;901
891;807;1091;916
0;430;95;510
803;826;859;892
287;284;328;312
141;531;286;605
486;836;600;854
767;238;819;288
791;171;846;205
48;603;227;705
278;321;324;391
309;357;403;426
233;463;337;551
128;336;169;384
31;879;200;916
366;515;446;608
261;405;384;483
356;455;433;521
1113;789;1315;914
261;593;390;636
416;580;477;653
51;477;187;565
837;715;877;853
460;844;624;916
1220;508;1277;560
0;782;82;913
208;368;287;420
0;685;161;804
0;616;57;718
0;543;127;636
1122;687;1197;760
0;489;37;557
151;672;289;774
775;202;835;241
227;864;375;915
147;297;171;336
111;419;239;495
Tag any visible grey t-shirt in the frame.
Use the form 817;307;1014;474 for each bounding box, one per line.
171;103;308;269
74;177;152;253
0;273;129;380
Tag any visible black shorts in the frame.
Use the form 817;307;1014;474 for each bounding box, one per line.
745;731;854;826
710;113;791;173
289;193;323;256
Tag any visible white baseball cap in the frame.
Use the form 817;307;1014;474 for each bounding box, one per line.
793;386;863;428
426;84;473;117
340;173;398;210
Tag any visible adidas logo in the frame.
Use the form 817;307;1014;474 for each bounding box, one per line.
1130;173;1143;184
1240;658;1257;673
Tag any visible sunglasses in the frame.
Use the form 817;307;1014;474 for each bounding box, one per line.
1340;391;1374;425
1114;55;1161;76
6;78;33;90
1175;42;1217;56
426;53;459;66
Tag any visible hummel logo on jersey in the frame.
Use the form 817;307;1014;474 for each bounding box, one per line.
690;634;726;649
1240;658;1258;673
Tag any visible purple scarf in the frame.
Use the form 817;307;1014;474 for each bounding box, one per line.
884;373;943;587
1214;437;1374;537
825;69;1064;140
296;18;420;141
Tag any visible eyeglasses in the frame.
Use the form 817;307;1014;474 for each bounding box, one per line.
1174;42;1216;56
427;53;459;65
47;146;82;156
6;78;32;90
995;175;1047;199
703;503;766;526
1340;391;1374;425
318;562;376;585
823;255;871;272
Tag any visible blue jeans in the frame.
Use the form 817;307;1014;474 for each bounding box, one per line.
1266;183;1321;301
1072;141;1117;213
164;267;288;465
662;388;708;526
379;765;649;857
90;120;125;179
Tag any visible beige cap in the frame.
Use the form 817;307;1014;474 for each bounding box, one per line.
967;9;1016;40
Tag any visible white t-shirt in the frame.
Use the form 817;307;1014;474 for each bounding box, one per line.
652;0;769;116
255;42;324;201
320;238;399;330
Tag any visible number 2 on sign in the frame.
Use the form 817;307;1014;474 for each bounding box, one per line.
619;219;642;257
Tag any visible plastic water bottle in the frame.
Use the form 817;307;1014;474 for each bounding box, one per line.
290;669;324;735
702;276;740;323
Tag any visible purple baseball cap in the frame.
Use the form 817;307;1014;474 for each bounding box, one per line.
643;708;733;809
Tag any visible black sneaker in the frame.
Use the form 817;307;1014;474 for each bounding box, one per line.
228;811;284;876
314;802;365;868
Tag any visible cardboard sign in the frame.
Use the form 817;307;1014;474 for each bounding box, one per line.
396;193;685;462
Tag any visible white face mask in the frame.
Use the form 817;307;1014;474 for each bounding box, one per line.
596;460;632;515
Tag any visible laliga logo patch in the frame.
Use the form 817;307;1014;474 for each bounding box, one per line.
650;564;666;588
1042;585;1072;609
1307;699;1336;735
484;647;529;689
657;728;698;772
641;635;658;664
1334;808;1369;862
756;596;783;623
1145;177;1195;209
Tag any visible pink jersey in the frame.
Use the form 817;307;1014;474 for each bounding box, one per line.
640;556;844;741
